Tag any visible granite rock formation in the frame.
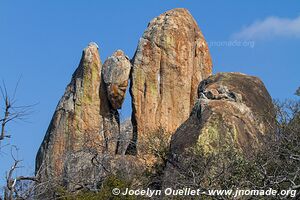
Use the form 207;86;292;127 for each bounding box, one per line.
171;72;275;154
35;43;120;191
102;50;131;110
163;72;276;185
35;8;279;199
129;8;212;154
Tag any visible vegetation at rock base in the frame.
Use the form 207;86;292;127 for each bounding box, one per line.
56;176;137;200
164;97;300;199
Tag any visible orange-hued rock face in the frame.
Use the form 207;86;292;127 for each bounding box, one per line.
102;50;131;110
34;8;281;198
35;43;120;190
129;8;212;154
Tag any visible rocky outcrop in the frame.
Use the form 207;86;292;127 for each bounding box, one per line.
102;50;131;110
163;72;276;185
35;43;120;191
170;72;275;154
35;8;281;198
129;8;212;154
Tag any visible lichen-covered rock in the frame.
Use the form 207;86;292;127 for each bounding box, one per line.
171;72;275;154
163;72;276;186
102;50;131;110
35;43;119;192
129;8;212;154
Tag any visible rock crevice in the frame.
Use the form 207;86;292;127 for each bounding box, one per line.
36;43;128;192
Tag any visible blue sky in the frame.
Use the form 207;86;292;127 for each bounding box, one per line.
0;0;299;185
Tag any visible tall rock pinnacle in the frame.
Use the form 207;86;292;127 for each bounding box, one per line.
35;42;119;192
129;8;213;154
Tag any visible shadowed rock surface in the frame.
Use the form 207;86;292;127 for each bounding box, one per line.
163;72;276;186
118;118;133;155
129;8;212;154
35;43;120;192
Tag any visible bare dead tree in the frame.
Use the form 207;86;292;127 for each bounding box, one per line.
0;81;38;200
0;81;33;143
4;146;39;200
